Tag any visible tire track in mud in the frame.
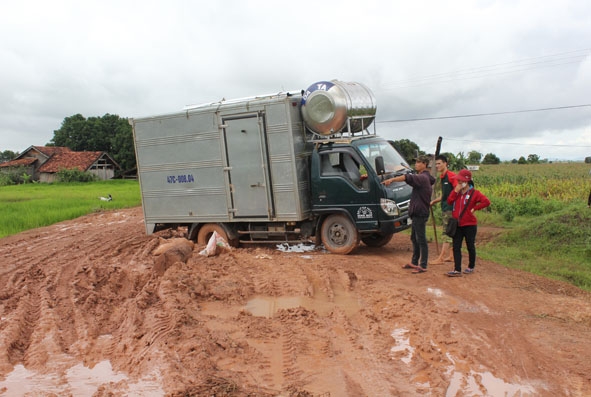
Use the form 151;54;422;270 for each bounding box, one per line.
281;259;400;394
0;288;40;372
0;209;157;379
0;254;80;374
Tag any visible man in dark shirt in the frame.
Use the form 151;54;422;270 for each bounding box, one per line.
383;155;435;273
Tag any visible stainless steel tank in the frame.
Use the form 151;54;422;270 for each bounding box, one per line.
300;80;376;136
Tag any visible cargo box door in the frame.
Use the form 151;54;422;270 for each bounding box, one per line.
224;115;271;218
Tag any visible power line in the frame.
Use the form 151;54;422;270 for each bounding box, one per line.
443;137;591;148
384;48;590;84
377;103;591;123
381;58;585;89
378;48;591;90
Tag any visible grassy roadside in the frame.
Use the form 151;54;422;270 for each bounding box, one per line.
0;180;141;238
477;204;591;291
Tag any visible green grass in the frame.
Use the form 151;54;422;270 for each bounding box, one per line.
0;180;141;238
478;204;591;290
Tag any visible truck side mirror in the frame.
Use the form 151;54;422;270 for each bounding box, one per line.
375;156;385;175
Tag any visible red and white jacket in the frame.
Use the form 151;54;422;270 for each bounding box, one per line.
447;187;491;227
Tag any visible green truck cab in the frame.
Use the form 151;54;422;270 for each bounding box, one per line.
310;136;412;253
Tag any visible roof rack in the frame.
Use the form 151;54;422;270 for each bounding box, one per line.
183;90;299;111
306;116;377;143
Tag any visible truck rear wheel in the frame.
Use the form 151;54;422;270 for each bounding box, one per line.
361;233;393;247
321;214;359;255
197;224;238;247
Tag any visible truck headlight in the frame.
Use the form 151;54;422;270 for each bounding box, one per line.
380;198;400;216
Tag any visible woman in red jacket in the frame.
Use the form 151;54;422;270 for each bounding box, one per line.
446;169;491;277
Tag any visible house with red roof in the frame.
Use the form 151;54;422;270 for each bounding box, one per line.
0;146;120;182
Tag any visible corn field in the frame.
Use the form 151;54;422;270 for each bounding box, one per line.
471;162;590;203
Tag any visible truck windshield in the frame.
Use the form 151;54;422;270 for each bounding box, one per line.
357;141;410;175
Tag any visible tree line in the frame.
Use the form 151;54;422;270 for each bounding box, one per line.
1;116;554;174
391;139;548;170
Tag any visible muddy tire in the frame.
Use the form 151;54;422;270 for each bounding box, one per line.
197;224;238;247
361;233;393;247
321;214;359;254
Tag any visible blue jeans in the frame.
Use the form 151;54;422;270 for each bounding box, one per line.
452;225;477;272
410;215;429;269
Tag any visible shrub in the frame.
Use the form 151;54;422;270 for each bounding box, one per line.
0;166;32;186
56;168;97;183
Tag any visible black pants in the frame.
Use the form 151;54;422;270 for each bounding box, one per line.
452;225;477;272
410;215;429;269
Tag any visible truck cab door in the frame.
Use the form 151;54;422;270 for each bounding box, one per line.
223;114;271;218
312;150;378;231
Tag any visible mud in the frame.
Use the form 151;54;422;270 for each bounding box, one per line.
0;207;589;396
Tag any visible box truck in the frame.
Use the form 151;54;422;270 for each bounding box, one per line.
130;80;413;254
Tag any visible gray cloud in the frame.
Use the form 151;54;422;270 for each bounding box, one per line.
1;0;590;161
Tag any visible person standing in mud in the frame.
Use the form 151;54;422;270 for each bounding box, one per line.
446;169;491;277
383;155;435;273
430;154;457;264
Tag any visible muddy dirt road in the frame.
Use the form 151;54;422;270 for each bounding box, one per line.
0;207;590;396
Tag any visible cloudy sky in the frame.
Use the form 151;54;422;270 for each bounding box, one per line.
2;0;590;161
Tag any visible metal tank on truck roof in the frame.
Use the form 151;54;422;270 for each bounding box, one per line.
300;80;377;137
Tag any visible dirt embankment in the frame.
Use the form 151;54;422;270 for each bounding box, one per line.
0;207;590;396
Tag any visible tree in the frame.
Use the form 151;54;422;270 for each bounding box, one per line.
50;114;136;173
527;154;540;164
0;150;18;163
518;156;527;164
454;152;467;170
482;153;500;164
391;139;423;164
467;150;482;165
440;152;457;169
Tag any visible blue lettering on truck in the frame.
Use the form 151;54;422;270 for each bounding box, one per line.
167;174;195;184
301;81;335;105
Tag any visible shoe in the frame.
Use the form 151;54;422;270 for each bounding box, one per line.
447;271;462;277
463;268;474;274
412;267;427;273
402;263;418;269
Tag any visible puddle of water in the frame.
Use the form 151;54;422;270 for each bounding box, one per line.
446;369;537;396
0;365;62;395
244;293;360;318
66;361;127;394
276;243;317;253
390;328;415;364
245;296;305;318
0;360;164;396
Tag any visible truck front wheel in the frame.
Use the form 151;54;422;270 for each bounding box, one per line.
361;233;393;247
197;224;238;247
321;214;359;254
